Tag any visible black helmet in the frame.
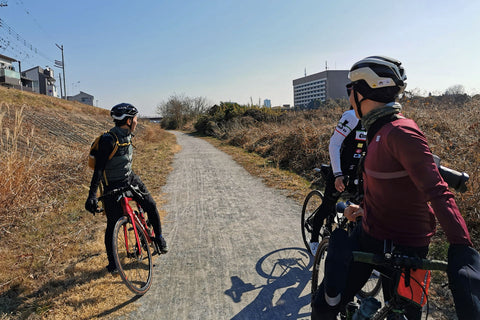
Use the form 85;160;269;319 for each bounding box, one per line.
348;56;407;102
110;103;138;121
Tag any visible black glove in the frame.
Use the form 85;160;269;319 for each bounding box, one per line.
85;197;98;214
448;244;480;320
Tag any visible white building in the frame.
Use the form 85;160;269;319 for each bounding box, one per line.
293;70;349;108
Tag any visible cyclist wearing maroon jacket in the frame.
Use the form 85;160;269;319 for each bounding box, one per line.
311;56;474;320
85;103;168;273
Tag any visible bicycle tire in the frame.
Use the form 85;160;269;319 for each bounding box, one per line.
358;269;382;298
113;216;153;295
311;238;329;298
301;190;324;255
310;238;382;300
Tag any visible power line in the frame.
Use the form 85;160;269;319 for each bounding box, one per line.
0;17;53;65
14;0;56;43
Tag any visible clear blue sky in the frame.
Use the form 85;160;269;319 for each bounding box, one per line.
1;0;479;116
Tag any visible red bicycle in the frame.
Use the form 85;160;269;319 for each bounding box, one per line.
99;184;160;295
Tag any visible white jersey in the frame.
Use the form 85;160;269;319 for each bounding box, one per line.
329;109;361;176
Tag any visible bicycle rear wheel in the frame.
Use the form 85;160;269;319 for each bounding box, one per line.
301;190;324;255
113;216;153;295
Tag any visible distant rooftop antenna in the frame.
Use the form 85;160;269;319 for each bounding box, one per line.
304;68;306;77
325;61;328;70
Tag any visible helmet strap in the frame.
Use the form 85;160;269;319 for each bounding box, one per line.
123;117;133;132
353;89;367;118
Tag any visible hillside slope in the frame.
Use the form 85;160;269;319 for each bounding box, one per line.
0;87;177;319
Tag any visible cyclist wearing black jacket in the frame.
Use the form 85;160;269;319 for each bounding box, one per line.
85;103;168;273
309;108;366;255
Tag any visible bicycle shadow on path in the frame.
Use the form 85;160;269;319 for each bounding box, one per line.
225;247;313;320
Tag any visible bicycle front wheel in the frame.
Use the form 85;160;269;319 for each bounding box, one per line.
311;237;329;298
301;190;324;255
113;216;153;295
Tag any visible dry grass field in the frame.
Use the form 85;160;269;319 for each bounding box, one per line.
0;86;178;319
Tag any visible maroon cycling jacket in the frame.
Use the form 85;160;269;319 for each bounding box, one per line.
362;117;472;247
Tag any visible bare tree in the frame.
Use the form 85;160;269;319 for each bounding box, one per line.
191;96;209;116
157;94;209;129
445;84;466;95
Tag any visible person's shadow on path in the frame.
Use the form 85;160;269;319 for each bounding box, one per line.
225;247;313;319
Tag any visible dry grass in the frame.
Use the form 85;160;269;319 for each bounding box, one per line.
0;86;178;319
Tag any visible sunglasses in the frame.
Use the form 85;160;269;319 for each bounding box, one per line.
346;83;354;96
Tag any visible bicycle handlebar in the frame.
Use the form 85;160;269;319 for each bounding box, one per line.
433;155;469;193
98;184;145;201
96;184;146;213
438;165;469;193
352;251;448;271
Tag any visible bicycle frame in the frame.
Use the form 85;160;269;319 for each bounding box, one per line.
117;192;153;257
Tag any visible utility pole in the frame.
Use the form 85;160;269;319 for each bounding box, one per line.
58;73;63;99
55;43;66;99
17;61;22;91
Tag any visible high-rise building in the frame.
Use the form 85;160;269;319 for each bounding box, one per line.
263;99;271;108
293;70;349;108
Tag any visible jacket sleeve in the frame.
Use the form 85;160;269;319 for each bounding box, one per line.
329;110;358;176
387;123;472;246
87;133;115;198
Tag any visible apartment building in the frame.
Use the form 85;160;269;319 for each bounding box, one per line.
293;70;349;108
23;66;58;97
0;54;21;88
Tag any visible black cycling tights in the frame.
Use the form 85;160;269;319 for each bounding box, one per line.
102;174;162;266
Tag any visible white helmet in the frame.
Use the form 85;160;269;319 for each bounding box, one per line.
348;56;407;102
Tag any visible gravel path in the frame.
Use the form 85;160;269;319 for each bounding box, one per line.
124;131;313;320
